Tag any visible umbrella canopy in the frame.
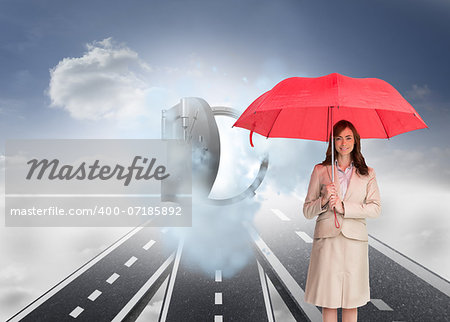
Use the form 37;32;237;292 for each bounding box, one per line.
234;73;428;143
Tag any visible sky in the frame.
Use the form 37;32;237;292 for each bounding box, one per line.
1;0;450;320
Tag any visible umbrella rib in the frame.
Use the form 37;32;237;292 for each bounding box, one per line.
266;109;283;138
375;109;390;139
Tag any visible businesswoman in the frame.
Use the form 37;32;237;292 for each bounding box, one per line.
303;120;381;322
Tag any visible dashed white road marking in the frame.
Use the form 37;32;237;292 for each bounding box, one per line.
295;231;313;243
215;292;223;305
215;270;222;282
106;273;120;284
87;289;102;301
143;240;156;250
214;315;223;322
124;256;138;267
370;298;393;311
7;222;152;322
69;306;84;318
271;209;290;221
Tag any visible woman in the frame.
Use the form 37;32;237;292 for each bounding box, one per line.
303;120;381;322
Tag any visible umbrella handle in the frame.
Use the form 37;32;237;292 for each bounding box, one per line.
250;130;254;147
334;208;340;228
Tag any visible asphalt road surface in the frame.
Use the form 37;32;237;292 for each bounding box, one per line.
8;195;450;321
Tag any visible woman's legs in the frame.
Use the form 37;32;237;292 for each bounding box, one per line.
322;307;337;322
322;307;357;322
342;308;357;322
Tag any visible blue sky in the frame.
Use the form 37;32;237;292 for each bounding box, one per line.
1;0;450;320
1;0;450;141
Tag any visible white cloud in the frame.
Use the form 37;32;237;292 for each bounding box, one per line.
369;180;450;280
137;299;163;321
0;224;129;321
48;38;166;126
0;264;27;284
209;117;264;199
0;98;26;118
406;84;431;101
360;140;450;279
364;140;450;187
0;286;35;319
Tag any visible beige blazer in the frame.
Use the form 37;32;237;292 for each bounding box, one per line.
303;164;381;241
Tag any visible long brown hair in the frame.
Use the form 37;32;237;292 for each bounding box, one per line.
321;120;369;176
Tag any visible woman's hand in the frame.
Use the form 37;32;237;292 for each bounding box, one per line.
330;194;344;214
321;183;337;208
321;183;344;213
321;183;336;201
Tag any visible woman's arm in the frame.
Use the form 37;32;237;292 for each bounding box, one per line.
303;165;328;219
343;169;381;219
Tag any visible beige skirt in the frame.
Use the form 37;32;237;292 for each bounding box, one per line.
304;232;370;309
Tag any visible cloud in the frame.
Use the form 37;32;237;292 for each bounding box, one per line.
163;199;260;278
0;98;27;118
369;179;450;280
0;224;130;320
0;264;27;285
0;286;34;317
364;141;450;188
137;299;163;321
209;117;266;199
360;140;450;279
0;261;35;321
48;38;168;127
406;84;431;101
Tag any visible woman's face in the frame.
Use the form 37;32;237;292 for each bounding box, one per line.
334;127;354;157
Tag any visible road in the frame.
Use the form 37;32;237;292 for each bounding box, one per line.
8;195;450;321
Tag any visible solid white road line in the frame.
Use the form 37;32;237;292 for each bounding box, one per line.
124;256;138;267
215;270;222;282
69;306;84;318
257;261;275;322
143;240;156;250
215;292;223;305
214;315;223;322
295;231;313;243
106;273;120;284
87;290;102;302
244;222;322;322
111;253;175;322
368;234;450;297
370;298;393;311
158;238;185;322
271;209;290;221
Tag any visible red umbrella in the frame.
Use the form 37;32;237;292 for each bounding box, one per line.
234;72;427;167
233;72;428;226
235;73;427;142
